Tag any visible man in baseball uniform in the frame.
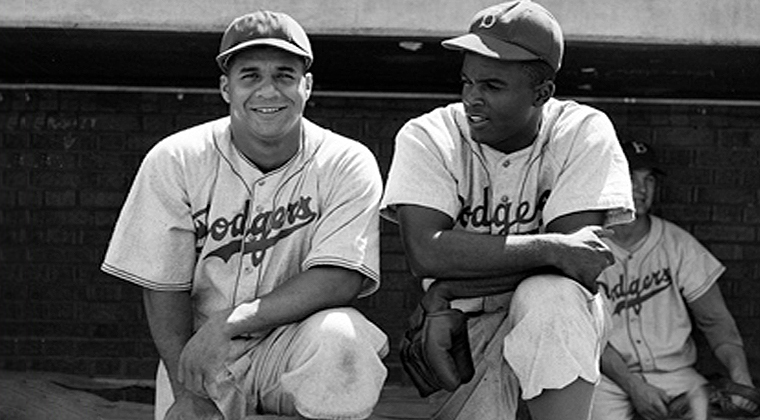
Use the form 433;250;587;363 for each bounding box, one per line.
101;11;388;420
592;141;756;420
380;1;634;419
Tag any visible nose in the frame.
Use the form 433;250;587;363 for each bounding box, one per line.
255;77;279;98
632;178;646;193
462;84;483;107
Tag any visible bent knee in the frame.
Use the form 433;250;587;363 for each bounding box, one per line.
513;274;588;307
299;307;388;355
508;275;598;328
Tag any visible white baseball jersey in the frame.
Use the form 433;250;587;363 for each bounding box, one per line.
597;215;725;373
381;98;634;311
102;116;382;329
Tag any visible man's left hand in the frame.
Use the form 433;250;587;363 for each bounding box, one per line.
177;309;238;397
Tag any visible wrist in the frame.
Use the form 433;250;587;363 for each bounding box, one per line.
421;282;451;313
225;299;261;338
537;233;562;268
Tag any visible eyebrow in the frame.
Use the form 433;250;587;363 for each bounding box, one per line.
461;72;508;85
237;64;300;74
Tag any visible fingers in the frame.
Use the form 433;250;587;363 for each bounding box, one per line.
589;225;615;239
178;356;207;397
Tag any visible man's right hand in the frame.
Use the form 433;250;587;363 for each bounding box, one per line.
165;391;222;420
629;380;671;420
550;225;615;293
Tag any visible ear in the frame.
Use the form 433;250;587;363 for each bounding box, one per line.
303;72;313;101
220;74;231;104
533;80;555;106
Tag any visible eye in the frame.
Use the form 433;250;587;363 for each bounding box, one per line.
241;72;260;81
483;81;503;91
277;73;297;82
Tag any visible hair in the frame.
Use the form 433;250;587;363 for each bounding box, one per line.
518;60;556;87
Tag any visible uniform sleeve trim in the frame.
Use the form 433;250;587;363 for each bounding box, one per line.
303;257;380;298
100;263;193;292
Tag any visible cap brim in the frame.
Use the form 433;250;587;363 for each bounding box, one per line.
442;33;540;62
216;38;312;70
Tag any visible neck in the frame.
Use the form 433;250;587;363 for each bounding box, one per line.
231;123;302;172
611;214;651;250
491;110;542;155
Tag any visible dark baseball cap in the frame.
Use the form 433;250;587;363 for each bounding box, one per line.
441;0;564;72
216;11;313;72
622;141;665;175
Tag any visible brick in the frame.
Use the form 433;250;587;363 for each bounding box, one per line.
98;133;128;151
0;339;16;356
80;229;112;246
695;149;759;167
42;153;78;170
126;133;162;152
3;132;30;148
697;186;756;205
659;184;693;204
80;191;128;208
81;151;138;171
709;243;743;261
712;205;744;223
0;190;17;206
142;115;174;134
718;128;760;148
17;152;44;168
89;114;141;132
744;206;760;224
43;190;76;207
43;339;76;356
693;224;755;242
654;127;715;147
31;171;82;188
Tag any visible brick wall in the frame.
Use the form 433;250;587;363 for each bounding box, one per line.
1;89;758;391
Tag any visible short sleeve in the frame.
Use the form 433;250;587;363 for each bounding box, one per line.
304;144;383;297
101;143;196;291
672;226;725;302
542;110;634;227
381;117;461;223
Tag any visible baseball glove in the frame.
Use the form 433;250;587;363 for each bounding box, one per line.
706;378;760;418
399;304;475;397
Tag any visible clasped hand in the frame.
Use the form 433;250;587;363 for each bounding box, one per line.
554;225;615;293
177;308;242;397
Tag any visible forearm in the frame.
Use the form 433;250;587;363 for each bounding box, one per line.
422;270;543;311
714;343;754;386
415;230;564;278
398;206;608;281
223;266;363;338
689;285;752;385
143;289;194;398
601;344;645;395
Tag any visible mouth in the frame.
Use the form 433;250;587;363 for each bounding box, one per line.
466;112;489;129
253;106;286;115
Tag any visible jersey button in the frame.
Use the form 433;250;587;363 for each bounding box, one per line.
255;205;264;212
258;180;266;186
502;160;510;168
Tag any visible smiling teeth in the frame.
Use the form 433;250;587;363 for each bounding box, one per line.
257;107;281;113
469;115;485;123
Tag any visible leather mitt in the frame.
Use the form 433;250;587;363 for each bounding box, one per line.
399;304;475;397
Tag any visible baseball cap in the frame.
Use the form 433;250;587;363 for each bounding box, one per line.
441;0;564;72
216;11;313;72
622;141;665;175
